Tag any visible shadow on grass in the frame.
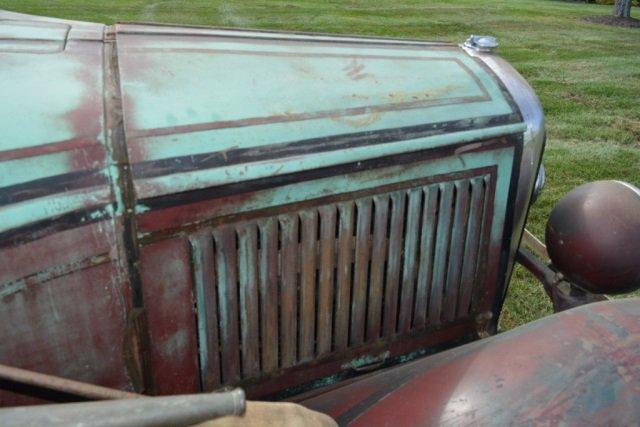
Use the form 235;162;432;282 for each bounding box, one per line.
583;15;640;27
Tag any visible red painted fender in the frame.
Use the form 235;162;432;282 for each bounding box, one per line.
301;299;640;426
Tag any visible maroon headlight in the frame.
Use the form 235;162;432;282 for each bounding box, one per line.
546;180;640;294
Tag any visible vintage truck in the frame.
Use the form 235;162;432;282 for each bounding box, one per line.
0;9;639;426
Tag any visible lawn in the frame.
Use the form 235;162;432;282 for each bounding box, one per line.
1;0;638;329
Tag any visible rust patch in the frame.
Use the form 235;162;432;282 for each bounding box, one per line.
565;92;594;107
331;111;381;128
0;262;134;406
123;307;149;393
68;143;108;171
63;49;104;142
0;254;110;300
343;59;372;81
343;93;370;101
387;84;460;103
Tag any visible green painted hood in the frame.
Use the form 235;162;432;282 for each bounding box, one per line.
0;12;525;235
115;24;524;201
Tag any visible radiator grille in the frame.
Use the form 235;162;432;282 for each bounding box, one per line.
189;174;492;389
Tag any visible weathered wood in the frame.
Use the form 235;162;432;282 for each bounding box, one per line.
258;218;279;372
457;177;486;316
429;182;454;325
413;185;438;329
189;231;221;390
350;199;372;346
366;195;389;340
335;202;354;351
470;174;495;312
299;210;318;361
398;189;423;333
383;192;406;335
213;228;241;383
317;206;337;355
279;214;299;368
443;179;471;323
237;224;260;377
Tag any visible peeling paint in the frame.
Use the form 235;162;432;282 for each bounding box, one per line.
342;351;390;371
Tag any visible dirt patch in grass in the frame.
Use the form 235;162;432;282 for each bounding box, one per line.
613;117;640;145
583;15;640;27
566;92;595;106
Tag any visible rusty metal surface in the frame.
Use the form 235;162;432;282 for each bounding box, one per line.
0;11;138;406
0;364;140;401
0;238;135;406
516;247;606;312
517;230;609;313
116;21;526;399
0;226;136;405
0;389;246;427
546;180;640;295
169;149;518;398
1;10;540;403
139;238;200;395
301;298;640;426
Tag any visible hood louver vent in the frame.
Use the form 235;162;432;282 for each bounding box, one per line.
189;174;492;390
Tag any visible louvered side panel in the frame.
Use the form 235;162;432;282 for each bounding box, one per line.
189;170;497;393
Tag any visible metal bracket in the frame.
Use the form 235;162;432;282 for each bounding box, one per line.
516;246;607;312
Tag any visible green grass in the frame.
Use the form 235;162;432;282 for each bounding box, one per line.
2;0;638;329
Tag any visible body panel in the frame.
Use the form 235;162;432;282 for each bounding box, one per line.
0;12;137;404
0;10;540;403
155;141;517;397
114;23;522;203
301;298;640;426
